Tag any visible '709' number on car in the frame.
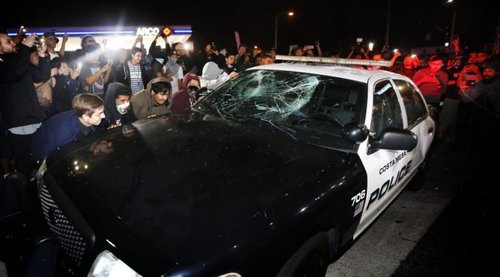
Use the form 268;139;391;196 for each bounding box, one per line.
351;190;366;206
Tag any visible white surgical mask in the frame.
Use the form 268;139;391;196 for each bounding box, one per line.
116;101;130;114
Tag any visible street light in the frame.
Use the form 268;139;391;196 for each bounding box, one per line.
447;0;456;42
274;11;294;53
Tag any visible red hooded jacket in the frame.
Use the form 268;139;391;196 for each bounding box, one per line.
171;73;200;113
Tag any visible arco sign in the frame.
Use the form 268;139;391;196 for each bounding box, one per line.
136;27;160;36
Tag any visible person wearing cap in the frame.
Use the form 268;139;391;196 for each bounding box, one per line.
130;77;172;119
43;31;67;61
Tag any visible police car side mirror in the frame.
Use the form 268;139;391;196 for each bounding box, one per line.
342;122;369;143
370;128;418;151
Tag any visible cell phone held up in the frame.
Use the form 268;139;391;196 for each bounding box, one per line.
465;79;476;86
34;36;45;47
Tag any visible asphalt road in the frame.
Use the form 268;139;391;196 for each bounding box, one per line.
327;136;496;277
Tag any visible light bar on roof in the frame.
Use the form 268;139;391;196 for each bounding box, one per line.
275;55;392;67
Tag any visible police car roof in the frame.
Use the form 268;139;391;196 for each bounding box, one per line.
248;63;403;84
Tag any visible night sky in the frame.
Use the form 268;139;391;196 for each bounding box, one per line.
3;0;498;55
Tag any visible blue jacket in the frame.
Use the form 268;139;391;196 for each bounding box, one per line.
31;110;91;160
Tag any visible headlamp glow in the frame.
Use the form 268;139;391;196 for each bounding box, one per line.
88;250;141;277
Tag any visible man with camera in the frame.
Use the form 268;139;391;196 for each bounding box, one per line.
459;60;500;119
0;33;46;177
457;59;500;145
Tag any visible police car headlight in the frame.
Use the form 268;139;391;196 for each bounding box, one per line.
88;250;141;277
218;273;241;277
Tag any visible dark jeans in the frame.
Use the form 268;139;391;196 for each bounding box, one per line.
6;131;35;178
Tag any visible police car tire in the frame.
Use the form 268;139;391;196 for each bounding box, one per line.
277;233;330;277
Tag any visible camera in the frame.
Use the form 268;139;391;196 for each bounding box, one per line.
187;85;200;99
18;26;27;36
34;36;45;46
466;80;476;86
352;37;364;52
464;71;478;87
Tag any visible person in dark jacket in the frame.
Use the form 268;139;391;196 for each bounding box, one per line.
31;94;105;161
0;33;46;177
103;82;136;128
113;47;151;95
49;60;81;116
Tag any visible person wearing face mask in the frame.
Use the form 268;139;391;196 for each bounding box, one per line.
103;82;136;128
171;73;201;113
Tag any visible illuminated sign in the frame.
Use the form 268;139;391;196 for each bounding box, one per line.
6;25;192;51
136;27;160;36
161;27;172;37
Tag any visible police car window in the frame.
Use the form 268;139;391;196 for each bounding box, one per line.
308;82;361;124
393;79;427;127
201;70;365;123
196;70;367;150
371;80;403;136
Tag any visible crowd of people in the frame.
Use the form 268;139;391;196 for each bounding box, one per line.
1;30;499;212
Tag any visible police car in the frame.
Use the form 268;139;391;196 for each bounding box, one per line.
37;56;434;276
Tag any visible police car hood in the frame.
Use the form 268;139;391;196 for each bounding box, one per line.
46;111;354;275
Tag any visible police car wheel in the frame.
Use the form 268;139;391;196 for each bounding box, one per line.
277;233;330;277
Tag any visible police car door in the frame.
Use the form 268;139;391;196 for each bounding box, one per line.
354;78;415;238
392;78;435;171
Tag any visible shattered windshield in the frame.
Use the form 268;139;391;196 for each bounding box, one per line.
194;69;367;150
